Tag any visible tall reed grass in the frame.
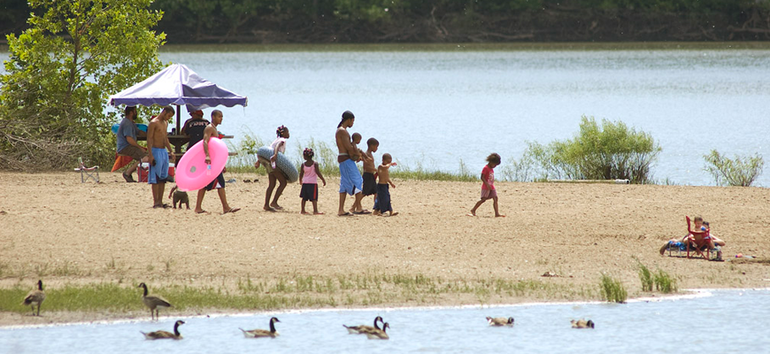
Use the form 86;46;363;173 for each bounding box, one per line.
599;273;627;303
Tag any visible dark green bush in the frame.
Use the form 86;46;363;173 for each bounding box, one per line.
520;116;661;184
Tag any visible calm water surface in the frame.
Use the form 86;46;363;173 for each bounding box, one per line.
3;47;769;185
2;289;768;353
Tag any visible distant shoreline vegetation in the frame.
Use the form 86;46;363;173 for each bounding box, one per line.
227;117;764;186
3;1;770;44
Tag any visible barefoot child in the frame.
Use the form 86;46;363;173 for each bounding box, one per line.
299;148;326;215
374;153;398;217
469;153;505;217
361;138;379;211
348;132;369;214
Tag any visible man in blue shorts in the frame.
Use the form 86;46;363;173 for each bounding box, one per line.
146;106;176;208
335;110;364;216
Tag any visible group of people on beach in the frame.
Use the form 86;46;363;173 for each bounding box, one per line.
116;105;239;214
256;110;399;217
116;108;504;217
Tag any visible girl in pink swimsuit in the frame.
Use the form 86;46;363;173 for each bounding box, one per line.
299;148;327;215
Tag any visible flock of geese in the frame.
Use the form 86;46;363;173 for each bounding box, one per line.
21;280;596;341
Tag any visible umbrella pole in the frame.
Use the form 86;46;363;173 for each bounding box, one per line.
175;105;181;134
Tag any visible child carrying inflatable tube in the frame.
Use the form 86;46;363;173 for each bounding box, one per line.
256;146;299;183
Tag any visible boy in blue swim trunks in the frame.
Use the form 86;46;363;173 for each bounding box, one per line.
373;153;398;217
146;106;176;208
335;110;364;216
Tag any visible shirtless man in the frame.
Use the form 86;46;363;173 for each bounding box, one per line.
194;110;240;214
146;106;176;208
335;110;364;216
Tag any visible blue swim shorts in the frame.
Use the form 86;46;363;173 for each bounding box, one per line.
338;159;363;195
148;147;169;184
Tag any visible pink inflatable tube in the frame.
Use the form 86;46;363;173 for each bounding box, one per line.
175;137;229;191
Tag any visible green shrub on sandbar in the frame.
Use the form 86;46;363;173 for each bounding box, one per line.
513;116;661;184
637;262;654;292
599;273;627;303
703;149;764;187
653;269;678;294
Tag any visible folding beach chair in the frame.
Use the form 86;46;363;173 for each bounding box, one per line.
685;216;711;260
74;157;100;183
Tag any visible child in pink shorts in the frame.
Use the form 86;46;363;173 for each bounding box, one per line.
468;153;505;217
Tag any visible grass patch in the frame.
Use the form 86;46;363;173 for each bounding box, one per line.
653;269;678;293
1;273;599;316
638;263;654;292
599;273;627;303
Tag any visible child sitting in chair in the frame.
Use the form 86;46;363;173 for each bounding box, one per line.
659;216;724;260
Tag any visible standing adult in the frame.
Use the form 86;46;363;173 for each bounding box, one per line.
116;106;147;182
263;125;290;212
336;110;364;216
146;106;176;208
181;106;209;151
194;110;240;214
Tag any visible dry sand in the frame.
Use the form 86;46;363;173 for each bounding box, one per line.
1;171;769;325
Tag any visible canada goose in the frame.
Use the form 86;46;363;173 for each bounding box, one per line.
239;317;280;338
365;322;390;340
138;282;173;321
21;280;46;316
343;316;384;334
571;319;595;329
486;316;514;326
141;320;185;340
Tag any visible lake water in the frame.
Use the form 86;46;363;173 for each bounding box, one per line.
3;46;769;185
2;288;768;353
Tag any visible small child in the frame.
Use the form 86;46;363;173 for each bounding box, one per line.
351;133;363;160
373;153;398;216
298;148;327;215
468;153;505;217
361;138;379;207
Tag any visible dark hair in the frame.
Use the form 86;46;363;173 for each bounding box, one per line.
367;137;379;148
382;153;392;162
125;106;137;118
351;132;362;142
211;109;222;118
162;106;175;114
486;153;501;165
303;148;314;159
337;110;355;128
276;125;288;137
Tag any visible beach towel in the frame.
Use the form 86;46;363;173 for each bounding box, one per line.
111;154;133;172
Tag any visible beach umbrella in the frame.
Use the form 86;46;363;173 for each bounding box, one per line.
108;63;248;132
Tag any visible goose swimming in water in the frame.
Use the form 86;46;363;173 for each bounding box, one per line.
240;317;281;338
486;316;514;327
571;319;595;329
365;322;390;340
343;316;384;334
141;320;185;340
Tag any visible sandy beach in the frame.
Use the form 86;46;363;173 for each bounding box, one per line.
1;171;769;326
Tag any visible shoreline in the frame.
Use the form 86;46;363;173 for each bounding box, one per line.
6;288;770;329
1;171;768;327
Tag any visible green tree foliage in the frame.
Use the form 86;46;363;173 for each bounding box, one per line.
0;0;166;169
522;116;661;183
5;0;770;42
703;149;764;187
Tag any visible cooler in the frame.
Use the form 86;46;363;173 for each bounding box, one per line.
138;162;175;182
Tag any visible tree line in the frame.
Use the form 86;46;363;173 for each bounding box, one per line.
3;0;770;44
